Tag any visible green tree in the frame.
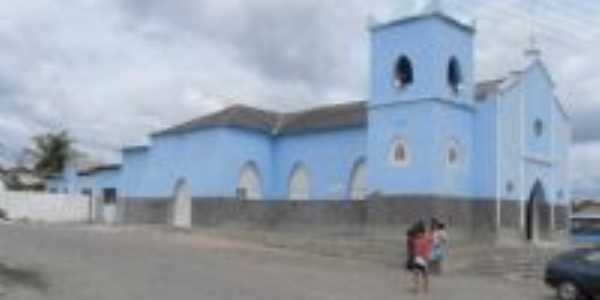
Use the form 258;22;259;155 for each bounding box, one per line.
27;130;73;177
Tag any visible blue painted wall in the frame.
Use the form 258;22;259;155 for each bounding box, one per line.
129;129;228;198
473;95;498;198
368;102;437;194
120;147;150;198
273;128;366;199
210;128;274;198
118;126;365;200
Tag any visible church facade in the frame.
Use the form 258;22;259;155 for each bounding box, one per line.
47;8;571;240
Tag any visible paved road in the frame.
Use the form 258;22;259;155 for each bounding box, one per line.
0;223;556;300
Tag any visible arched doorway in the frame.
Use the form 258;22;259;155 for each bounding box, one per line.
348;160;367;200
237;162;263;200
173;178;192;229
525;180;551;241
288;163;310;200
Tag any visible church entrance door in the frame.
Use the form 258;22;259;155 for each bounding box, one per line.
525;180;551;241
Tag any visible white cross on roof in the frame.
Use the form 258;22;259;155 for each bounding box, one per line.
424;0;443;14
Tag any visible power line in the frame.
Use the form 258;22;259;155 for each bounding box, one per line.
449;0;599;45
452;0;597;39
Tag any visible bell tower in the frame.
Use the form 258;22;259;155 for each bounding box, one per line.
367;2;477;196
369;0;475;107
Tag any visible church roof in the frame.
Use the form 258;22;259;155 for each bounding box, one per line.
153;101;368;137
371;11;475;33
78;163;122;176
276;101;367;135
153;105;282;136
154;80;510;137
475;79;505;101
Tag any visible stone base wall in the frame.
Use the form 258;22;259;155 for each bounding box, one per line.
364;196;498;238
119;198;171;225
119;195;508;241
554;205;569;231
114;195;572;245
500;200;521;229
191;199;369;229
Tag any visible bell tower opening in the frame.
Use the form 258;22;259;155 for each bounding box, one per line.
394;56;414;89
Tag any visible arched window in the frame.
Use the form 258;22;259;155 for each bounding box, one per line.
349;160;367;200
447;57;462;93
237;162;263;200
534;119;544;137
390;139;409;167
394;56;413;89
447;138;463;166
288;164;310;200
506;181;515;194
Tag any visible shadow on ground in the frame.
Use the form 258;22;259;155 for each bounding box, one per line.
0;262;49;293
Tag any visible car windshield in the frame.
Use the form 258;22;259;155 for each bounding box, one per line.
584;251;600;263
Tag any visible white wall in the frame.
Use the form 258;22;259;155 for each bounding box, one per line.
0;192;90;223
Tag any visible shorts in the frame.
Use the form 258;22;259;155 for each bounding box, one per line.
413;257;428;273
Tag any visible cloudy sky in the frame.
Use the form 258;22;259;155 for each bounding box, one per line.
0;0;599;197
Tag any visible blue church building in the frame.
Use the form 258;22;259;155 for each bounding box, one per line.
48;4;571;240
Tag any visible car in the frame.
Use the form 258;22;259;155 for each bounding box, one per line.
545;248;600;300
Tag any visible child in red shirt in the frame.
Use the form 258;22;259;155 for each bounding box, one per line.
412;227;432;294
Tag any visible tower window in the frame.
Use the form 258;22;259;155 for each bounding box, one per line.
390;139;410;167
447;57;462;94
394;56;413;89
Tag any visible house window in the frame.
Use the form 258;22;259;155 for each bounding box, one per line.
534;119;544;137
390;139;409;167
394;56;413;89
447;57;462;94
102;188;117;205
81;188;92;197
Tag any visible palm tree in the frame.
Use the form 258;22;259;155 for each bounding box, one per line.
27;130;73;177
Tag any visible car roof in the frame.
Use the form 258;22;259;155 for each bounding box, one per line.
560;248;600;259
571;214;600;220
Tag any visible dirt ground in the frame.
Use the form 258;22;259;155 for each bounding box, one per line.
0;223;558;300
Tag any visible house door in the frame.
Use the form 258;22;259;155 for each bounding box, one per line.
102;188;117;224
